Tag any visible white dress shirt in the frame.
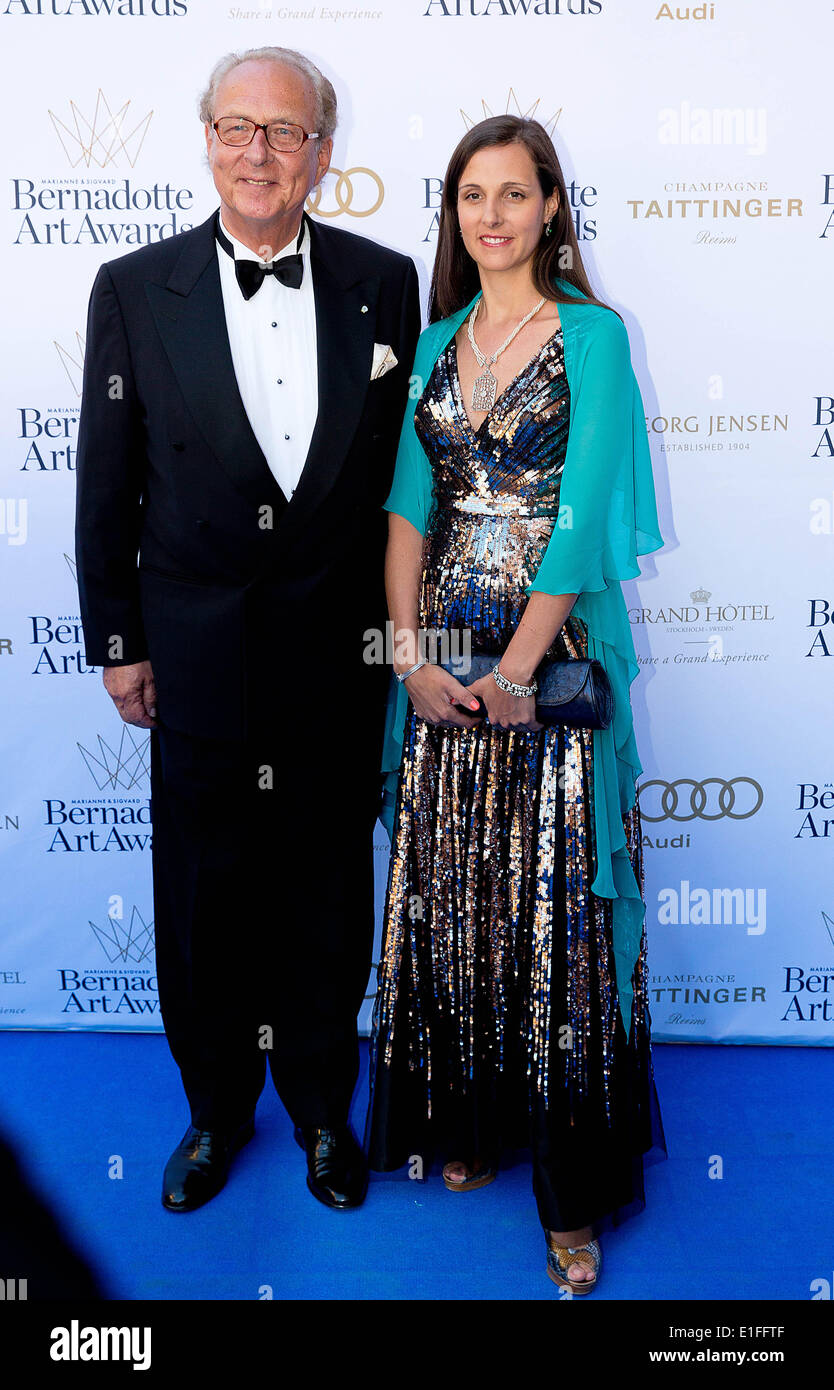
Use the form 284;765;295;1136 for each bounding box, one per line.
215;210;318;501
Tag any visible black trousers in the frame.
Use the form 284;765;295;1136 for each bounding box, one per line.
149;702;383;1132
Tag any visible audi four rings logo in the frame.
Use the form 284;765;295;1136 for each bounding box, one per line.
306;167;385;218
637;778;764;822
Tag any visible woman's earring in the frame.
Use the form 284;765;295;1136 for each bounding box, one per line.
544;217;554;237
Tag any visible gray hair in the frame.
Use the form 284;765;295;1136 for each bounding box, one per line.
198;47;338;144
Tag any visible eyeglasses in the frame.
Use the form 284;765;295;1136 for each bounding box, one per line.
212;118;320;153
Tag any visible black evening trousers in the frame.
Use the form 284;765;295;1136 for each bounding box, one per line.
149;693;382;1132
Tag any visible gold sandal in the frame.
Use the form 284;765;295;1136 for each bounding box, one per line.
545;1232;602;1295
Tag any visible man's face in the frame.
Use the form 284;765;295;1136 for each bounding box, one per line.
204;58;332;248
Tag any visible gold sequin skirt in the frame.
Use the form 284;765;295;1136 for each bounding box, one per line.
365;506;667;1232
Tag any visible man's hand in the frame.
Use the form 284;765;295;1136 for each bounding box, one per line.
102;660;158;729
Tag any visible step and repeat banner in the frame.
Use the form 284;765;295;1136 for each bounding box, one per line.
1;1;832;1046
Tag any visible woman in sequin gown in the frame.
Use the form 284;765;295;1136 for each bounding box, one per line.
365;116;666;1290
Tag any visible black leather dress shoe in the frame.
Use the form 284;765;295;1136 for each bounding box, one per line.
161;1119;254;1212
294;1125;368;1210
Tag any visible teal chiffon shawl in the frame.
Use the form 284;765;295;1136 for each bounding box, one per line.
378;277;665;1042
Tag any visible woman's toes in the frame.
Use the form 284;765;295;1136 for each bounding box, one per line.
443;1162;468;1182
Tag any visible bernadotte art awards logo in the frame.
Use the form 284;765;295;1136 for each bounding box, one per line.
35;553;152;853
795;780;834;840
44;783;151;853
780;910;834;1028
12;90;195;248
14;92;172;476
56;903;159;1020
41;718;151;854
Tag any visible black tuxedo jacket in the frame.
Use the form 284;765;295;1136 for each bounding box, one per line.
75;209;420;742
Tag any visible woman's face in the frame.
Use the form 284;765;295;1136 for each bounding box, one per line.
456;140;557;278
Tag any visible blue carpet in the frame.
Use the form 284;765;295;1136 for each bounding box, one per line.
0;1033;830;1300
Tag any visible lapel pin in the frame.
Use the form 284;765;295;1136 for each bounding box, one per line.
360;304;368;313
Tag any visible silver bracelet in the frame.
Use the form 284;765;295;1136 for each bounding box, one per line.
396;658;428;684
492;664;538;698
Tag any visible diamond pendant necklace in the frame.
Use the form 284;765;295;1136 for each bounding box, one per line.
466;294;546;412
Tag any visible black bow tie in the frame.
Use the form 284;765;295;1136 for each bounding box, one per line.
215;213;304;299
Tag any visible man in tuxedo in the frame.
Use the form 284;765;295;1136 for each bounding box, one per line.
75;47;420;1212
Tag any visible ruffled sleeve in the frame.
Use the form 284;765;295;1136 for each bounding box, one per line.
525;302;664;1041
381;401;432;536
524;309;661;599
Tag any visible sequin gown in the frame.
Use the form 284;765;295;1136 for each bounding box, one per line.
365;329;666;1234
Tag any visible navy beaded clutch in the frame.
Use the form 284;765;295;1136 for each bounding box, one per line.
440;652;614;730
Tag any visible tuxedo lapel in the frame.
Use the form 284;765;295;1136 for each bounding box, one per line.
280;216;379;539
145;211;290;513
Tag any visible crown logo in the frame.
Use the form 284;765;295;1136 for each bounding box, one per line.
90;904;154;965
78;726;150;791
460;88;562;137
48;90;153;169
690;587;711;604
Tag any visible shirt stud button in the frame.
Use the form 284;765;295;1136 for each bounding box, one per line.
284;433;290;440
271;321;278;328
276;378;282;384
360;305;368;313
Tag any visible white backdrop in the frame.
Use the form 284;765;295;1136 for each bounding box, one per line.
1;0;832;1047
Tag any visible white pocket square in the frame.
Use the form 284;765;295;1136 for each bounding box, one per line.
370;342;398;381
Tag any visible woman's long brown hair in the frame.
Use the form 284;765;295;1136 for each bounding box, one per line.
428;114;616;324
